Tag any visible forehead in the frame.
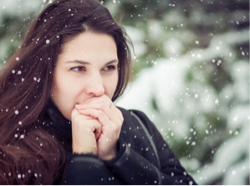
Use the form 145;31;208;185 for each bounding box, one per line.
58;31;118;62
62;31;116;49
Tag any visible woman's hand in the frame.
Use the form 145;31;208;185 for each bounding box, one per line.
75;95;124;160
71;108;102;155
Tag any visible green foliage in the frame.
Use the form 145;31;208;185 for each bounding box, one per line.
0;0;249;184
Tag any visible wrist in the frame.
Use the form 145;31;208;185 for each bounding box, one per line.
73;143;97;155
103;140;127;166
99;147;117;160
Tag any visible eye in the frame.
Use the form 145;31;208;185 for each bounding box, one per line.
70;66;86;72
103;65;116;71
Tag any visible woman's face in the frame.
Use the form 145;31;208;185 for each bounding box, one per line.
51;31;119;120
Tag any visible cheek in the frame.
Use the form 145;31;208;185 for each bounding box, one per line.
53;77;81;102
51;72;80;119
106;73;119;98
52;85;78;120
53;70;78;97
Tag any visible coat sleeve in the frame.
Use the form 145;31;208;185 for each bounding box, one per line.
105;109;197;185
61;154;123;185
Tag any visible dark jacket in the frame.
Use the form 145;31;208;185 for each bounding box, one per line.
46;103;197;185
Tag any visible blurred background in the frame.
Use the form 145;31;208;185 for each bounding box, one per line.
0;0;249;184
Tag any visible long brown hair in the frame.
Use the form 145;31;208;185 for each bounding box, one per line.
0;0;131;184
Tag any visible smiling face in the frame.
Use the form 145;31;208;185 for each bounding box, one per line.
51;31;119;120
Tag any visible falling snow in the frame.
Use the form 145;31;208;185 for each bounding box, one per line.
117;28;249;185
0;0;248;185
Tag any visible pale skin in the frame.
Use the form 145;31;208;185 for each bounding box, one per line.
51;31;124;160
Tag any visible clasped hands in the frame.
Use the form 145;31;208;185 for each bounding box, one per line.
71;95;123;160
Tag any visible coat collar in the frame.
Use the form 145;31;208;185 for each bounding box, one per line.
44;100;72;151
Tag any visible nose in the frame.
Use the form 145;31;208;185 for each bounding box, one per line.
85;74;105;97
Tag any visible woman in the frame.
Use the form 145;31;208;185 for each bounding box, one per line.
0;0;197;184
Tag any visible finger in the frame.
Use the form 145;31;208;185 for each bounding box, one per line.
71;108;79;119
78;108;111;126
77;101;114;110
75;102;122;124
82;95;115;110
83;95;110;104
78;109;121;140
81;109;120;141
71;110;102;154
94;122;102;140
81;95;113;111
76;102;112;115
71;107;93;120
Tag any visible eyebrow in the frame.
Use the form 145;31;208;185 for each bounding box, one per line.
66;59;119;65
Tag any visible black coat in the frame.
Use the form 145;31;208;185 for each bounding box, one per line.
46;103;197;185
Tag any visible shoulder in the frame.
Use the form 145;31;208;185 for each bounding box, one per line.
117;106;148;122
117;106;157;134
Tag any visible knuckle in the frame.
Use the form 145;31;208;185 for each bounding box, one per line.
98;110;104;117
99;103;105;110
118;113;124;123
71;108;77;116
